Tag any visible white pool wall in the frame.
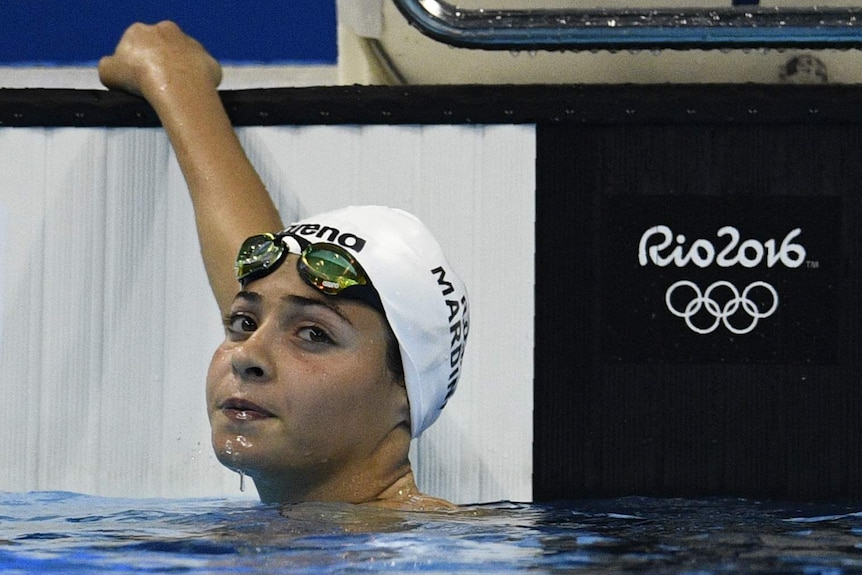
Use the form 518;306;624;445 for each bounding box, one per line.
0;123;535;504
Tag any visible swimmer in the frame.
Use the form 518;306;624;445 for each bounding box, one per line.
98;21;468;510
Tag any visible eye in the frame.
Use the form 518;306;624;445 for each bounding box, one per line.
224;313;258;335
298;326;333;344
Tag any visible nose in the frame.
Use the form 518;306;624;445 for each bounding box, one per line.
230;332;274;383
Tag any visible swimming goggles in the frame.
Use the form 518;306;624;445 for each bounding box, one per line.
234;232;383;311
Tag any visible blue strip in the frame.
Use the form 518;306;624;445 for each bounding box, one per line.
0;1;336;65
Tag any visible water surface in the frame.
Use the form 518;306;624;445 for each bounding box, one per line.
3;492;862;573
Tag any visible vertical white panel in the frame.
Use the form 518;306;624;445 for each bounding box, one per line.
412;126;536;504
0;127;235;499
0;201;4;345
0;124;534;504
0;128;47;492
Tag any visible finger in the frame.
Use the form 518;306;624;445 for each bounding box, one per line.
97;55;116;87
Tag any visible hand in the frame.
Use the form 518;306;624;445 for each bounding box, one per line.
99;21;222;100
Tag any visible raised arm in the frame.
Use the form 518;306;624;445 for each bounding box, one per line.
99;21;283;313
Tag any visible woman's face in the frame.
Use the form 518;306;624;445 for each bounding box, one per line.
206;254;409;500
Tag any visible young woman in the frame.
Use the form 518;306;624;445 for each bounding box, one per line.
99;21;469;510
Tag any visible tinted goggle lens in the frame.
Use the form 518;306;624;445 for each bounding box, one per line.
235;233;284;283
298;243;367;295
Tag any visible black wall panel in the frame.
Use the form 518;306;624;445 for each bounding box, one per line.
535;122;862;501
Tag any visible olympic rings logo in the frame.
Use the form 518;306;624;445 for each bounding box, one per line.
665;280;779;335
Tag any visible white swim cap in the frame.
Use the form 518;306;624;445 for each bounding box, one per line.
280;206;469;438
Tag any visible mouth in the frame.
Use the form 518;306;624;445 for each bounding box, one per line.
218;397;275;422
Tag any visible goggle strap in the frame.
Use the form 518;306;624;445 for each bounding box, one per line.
282;234;306;255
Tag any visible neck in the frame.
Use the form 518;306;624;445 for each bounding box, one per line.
258;470;456;512
251;425;416;505
253;462;416;505
367;472;458;511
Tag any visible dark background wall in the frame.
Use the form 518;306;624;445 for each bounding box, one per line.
0;1;336;65
534;116;862;502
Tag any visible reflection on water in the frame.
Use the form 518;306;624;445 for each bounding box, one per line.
2;492;862;573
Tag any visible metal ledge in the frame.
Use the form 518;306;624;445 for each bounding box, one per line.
393;0;862;49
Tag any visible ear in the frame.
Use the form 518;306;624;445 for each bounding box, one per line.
386;373;411;431
396;380;411;427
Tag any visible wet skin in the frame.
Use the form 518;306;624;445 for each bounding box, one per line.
206;254;412;504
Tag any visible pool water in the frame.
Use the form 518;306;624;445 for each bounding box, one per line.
3;492;862;573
